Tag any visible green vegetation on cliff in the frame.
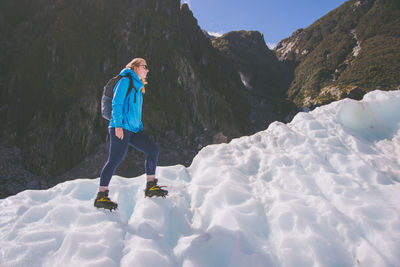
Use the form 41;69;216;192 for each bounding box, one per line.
276;0;400;107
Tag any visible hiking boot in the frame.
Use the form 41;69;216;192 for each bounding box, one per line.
144;178;168;198
94;190;118;211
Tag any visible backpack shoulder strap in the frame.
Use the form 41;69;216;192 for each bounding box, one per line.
121;75;138;103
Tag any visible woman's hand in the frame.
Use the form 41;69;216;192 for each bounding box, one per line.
115;127;124;140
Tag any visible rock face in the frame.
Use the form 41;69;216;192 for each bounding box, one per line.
275;0;400;107
212;31;289;97
1;0;399;198
0;0;270;197
212;31;295;132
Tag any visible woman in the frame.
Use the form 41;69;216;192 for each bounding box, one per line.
94;58;168;211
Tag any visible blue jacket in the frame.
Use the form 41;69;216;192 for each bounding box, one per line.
109;68;144;132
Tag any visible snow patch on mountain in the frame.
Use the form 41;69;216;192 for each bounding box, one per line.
351;29;361;57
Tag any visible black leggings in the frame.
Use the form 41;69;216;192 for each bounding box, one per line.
99;128;159;186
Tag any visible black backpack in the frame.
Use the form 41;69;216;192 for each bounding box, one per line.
101;74;137;120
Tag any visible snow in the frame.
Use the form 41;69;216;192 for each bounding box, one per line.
267;43;277;50
207;31;223;38
351;29;361;57
239;72;252;89
1;90;400;267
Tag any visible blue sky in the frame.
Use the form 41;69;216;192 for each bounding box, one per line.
182;0;348;48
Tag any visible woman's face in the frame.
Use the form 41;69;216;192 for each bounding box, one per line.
134;60;149;80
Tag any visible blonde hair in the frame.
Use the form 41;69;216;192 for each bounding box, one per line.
126;58;147;94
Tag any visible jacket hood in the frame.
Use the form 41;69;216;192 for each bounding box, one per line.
119;68;142;85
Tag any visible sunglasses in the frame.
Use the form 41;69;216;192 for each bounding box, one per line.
139;65;149;70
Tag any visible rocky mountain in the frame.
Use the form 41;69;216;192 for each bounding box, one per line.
0;0;289;197
275;0;400;107
1;0;399;198
211;31;294;131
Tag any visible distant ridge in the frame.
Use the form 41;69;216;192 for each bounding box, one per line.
275;0;400;107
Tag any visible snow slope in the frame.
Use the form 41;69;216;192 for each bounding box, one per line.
1;90;400;267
